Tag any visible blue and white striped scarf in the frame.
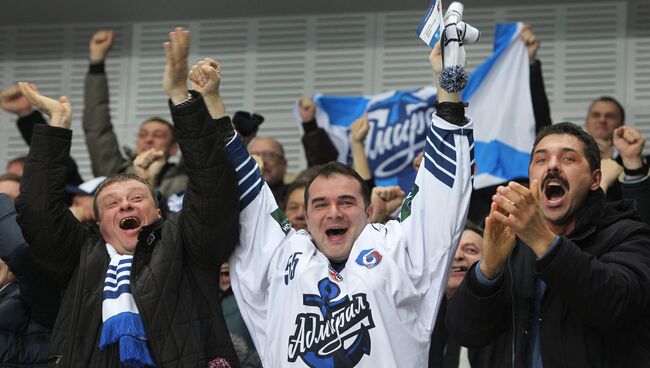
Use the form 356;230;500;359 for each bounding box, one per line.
100;244;155;367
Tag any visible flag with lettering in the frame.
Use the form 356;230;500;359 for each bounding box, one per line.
299;23;534;191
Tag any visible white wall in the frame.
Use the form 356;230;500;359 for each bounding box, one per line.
1;0;648;179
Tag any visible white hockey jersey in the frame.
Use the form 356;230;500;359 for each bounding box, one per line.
226;114;474;367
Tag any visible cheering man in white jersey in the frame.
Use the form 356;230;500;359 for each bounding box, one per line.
186;9;476;367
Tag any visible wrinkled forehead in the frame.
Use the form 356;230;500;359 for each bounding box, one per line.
308;174;363;202
248;137;283;155
96;179;152;201
139;120;173;135
588;100;621;117
533;134;585;155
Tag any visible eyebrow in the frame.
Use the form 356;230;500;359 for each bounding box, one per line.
533;147;578;155
310;194;358;204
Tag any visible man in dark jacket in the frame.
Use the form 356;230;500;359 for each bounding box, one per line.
82;29;187;199
15;27;240;367
447;122;650;367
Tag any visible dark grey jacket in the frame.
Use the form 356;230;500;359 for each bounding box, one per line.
16;95;240;367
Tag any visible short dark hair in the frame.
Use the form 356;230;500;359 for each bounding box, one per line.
532;122;601;173
464;220;484;237
588;96;625;123
93;173;159;220
304;162;371;209
141;117;176;144
0;173;21;183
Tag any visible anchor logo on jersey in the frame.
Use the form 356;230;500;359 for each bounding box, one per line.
288;278;375;367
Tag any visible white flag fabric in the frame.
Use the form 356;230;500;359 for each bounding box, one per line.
296;22;535;191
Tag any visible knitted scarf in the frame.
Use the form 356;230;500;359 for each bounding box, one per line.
99;244;155;367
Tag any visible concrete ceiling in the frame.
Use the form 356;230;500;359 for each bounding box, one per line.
2;0;610;26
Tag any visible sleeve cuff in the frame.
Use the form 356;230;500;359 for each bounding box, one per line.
537;235;561;261
88;61;106;74
474;261;503;286
302;119;318;133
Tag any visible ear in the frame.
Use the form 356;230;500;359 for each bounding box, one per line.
591;169;603;191
157;208;162;218
365;203;374;223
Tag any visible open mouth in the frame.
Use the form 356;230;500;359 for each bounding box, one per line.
452;266;468;273
542;173;569;207
325;228;348;238
119;216;141;230
545;181;565;199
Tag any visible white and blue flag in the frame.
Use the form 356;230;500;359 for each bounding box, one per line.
301;23;534;191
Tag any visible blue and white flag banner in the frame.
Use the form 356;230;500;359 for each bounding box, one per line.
417;0;444;48
296;22;534;191
464;23;535;189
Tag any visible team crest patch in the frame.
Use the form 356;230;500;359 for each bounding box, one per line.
271;208;292;234
288;278;375;367
355;249;383;269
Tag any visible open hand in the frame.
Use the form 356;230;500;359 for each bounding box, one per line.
490;180;556;257
18;82;71;129
163;27;190;103
479;202;516;279
133;148;166;187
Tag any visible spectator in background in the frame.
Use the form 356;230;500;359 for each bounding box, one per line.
0;173;20;200
247;136;288;205
83;30;187;199
232;111;264;146
429;222;484;368
65;176;106;224
298;97;339;167
5;156;25;177
219;262;262;367
1;84;83;187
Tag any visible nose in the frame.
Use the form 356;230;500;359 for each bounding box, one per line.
546;155;560;171
119;197;132;211
454;247;465;260
295;208;305;221
326;203;342;219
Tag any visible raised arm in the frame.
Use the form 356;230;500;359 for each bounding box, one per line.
164;28;239;270
1;84;83;186
14;83;89;288
190;58;290;356
390;17;475;333
82;29;129;176
299;97;339;167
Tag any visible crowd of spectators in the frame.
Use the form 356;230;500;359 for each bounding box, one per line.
0;15;649;368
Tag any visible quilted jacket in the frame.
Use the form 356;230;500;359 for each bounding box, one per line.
15;94;240;367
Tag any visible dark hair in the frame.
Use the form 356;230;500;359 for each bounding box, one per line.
93;173;159;220
532;122;601;173
0;173;21;183
464;220;484;237
304;162;371;209
141;117;176;144
588;96;625;123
